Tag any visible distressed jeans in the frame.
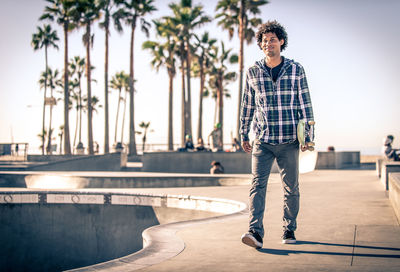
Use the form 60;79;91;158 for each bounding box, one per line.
249;139;300;238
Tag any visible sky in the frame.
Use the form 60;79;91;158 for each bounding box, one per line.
0;0;399;155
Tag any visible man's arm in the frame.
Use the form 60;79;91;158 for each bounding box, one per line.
297;64;315;150
297;65;314;122
240;71;256;145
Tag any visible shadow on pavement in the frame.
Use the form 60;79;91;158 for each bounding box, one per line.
257;240;400;258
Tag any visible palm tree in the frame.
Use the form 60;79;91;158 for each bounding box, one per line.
216;0;268;141
192;32;217;142
58;125;64;154
143;18;178;151
208;41;238;148
73;0;101;155
39;68;61;154
167;0;211;143
114;0;156;156
68;56;86;150
98;0;119;154
40;0;77;155
137;121;152;153
110;71;129;146
31;24;59;155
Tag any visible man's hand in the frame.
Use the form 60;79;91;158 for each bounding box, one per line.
300;145;308;152
242;141;252;153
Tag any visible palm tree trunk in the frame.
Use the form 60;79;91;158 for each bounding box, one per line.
168;71;174;151
86;23;94;155
185;39;192;138
63;22;71;155
114;89;121;144
128;23;137;156
197;57;204;141
180;47;186;147
78;84;83;144
73;105;78;152
42;46;48;155
47;87;54;154
121;90;127;144
104;25;110;154
237;0;245;143
218;75;224;149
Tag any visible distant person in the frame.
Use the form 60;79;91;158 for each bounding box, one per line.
382;135;400;161
240;21;315;248
95;142;100;154
15;144;19;156
208;123;222;152
178;135;194;152
210;161;224;174
327;146;335;152
195;138;207;152
231;138;242;152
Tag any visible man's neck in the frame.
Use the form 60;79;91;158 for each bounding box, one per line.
265;55;282;68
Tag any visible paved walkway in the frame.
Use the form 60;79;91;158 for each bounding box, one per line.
116;170;400;272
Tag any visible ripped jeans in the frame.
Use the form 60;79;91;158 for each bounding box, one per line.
248;139;300;238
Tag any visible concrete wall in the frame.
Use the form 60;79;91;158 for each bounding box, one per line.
141;151;279;174
142;151;360;173
388;173;400;223
381;162;400;190
315;151;360;169
0;172;252;188
0;191;244;272
27;152;125;171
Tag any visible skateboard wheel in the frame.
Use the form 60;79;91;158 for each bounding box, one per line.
308;142;315;147
308;121;315;125
308;146;314;151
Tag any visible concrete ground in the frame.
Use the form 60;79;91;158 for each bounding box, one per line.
110;170;400;272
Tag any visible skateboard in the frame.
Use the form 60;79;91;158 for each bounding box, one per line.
297;119;315;151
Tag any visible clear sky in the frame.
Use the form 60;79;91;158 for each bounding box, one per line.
0;0;399;155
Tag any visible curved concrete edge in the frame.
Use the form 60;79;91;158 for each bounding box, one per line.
66;196;247;272
388;173;400;223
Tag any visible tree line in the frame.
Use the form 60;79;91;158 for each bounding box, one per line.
32;0;268;155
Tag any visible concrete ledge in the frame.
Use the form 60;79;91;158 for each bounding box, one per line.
315;151;360;169
0;190;246;272
142;151;279;174
26;153;126;171
388;173;400;223
380;162;400;190
0;171;252;188
376;158;384;177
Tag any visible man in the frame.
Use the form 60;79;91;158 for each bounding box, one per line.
240;20;314;248
383;135;400;161
208;123;223;152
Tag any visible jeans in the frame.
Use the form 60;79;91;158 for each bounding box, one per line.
249;139;300;238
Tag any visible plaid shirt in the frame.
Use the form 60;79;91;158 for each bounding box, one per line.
240;57;314;144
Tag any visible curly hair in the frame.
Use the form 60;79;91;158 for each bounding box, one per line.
256;20;288;51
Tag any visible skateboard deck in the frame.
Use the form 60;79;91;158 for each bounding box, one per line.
297;119;315;151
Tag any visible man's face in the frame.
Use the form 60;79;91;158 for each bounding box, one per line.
261;32;284;57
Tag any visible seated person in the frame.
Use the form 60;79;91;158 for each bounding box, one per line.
196;138;207;151
210;161;224;174
178;135;194;152
231;138;242;152
382;135;400;161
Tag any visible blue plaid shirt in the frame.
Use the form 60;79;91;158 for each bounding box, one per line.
240;57;314;144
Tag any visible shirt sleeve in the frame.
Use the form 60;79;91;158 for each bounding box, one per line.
297;65;315;141
297;64;314;122
240;70;256;142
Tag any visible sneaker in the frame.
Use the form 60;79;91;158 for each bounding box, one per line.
282;230;296;244
241;230;263;249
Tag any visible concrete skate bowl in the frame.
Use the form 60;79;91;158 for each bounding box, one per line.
0;191;246;272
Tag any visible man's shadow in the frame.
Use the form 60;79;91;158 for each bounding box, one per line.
257;241;400;258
